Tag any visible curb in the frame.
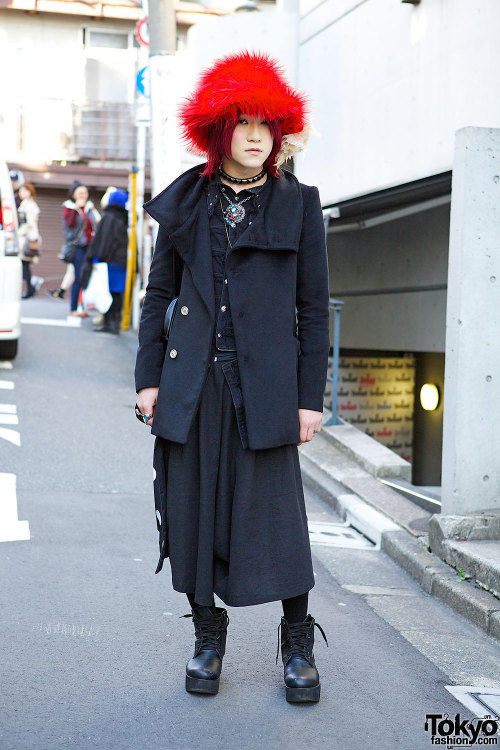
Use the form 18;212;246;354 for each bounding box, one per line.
300;450;500;645
381;529;500;640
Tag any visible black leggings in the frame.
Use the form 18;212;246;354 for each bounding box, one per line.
22;260;34;297
186;592;309;623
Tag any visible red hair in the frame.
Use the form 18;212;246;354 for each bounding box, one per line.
201;117;282;178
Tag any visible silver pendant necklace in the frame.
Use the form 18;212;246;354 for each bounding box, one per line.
220;186;252;229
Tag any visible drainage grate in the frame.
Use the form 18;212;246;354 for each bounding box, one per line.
445;685;500;717
308;521;374;549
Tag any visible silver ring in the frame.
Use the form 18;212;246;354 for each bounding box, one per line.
142;413;153;423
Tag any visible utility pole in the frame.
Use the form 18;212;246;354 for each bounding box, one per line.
147;0;181;198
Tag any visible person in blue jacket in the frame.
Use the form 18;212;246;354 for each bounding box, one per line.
82;188;128;334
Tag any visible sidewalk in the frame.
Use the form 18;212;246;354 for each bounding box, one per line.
299;414;500;643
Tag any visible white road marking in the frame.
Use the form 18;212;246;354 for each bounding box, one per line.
0;381;14;390
0;392;19;443
0;427;21;446
0;361;13;369
0;414;18;425
21;317;81;328
0;473;30;542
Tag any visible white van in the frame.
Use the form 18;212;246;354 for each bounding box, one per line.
0;161;21;359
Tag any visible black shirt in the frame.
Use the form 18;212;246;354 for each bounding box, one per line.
206;174;272;355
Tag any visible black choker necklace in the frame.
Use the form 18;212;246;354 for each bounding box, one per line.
219;166;266;185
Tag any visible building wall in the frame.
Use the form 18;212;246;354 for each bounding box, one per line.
0;12;136;164
296;0;500;205
329;202;450;352
337;354;415;463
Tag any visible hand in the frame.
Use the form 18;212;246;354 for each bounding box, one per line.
75;197;86;208
136;387;159;427
297;408;322;446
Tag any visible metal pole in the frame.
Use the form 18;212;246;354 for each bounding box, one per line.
122;169;138;330
132;122;147;331
321;210;345;427
324;297;344;426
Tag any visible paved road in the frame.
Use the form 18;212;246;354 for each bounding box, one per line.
2;298;500;750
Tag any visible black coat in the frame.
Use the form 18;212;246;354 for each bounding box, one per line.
135;164;330;450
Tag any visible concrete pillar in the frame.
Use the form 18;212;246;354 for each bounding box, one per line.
441;127;500;515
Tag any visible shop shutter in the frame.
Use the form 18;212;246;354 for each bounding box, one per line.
35;188;68;291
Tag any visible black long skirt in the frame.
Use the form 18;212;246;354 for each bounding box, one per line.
153;358;315;607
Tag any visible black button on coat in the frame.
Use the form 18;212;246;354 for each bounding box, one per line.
135;164;330;451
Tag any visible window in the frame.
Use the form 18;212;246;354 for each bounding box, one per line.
84;29;129;49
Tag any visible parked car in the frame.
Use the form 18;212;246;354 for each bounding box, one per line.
0;161;21;359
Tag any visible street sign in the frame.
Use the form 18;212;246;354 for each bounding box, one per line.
135;17;149;47
136;66;150;98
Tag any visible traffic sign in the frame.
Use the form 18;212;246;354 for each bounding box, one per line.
136;66;150;98
135;17;149;47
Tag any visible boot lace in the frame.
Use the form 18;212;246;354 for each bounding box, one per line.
276;618;328;664
182;610;229;656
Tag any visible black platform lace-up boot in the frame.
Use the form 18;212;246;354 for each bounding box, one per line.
277;614;328;703
184;605;229;695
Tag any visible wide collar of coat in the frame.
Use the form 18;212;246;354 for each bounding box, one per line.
143;164;304;316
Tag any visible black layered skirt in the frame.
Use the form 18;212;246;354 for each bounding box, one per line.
152;357;315;607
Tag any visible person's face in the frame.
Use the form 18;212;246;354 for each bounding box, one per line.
73;186;89;204
226;115;273;174
18;185;30;201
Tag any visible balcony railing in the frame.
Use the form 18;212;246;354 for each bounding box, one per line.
8;98;149;165
69;102;138;163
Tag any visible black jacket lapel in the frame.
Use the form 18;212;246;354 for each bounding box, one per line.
144;165;215;318
231;170;303;254
170;201;214;317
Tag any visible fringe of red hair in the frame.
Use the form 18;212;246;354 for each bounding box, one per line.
200;118;282;179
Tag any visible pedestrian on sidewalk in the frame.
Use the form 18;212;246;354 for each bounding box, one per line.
59;181;100;316
46;265;74;302
135;51;330;703
9;169;25;209
82;188;128;334
17;182;43;299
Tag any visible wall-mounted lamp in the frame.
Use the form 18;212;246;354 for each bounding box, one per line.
420;384;440;411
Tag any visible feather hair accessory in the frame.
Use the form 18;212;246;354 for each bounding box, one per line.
179;50;311;163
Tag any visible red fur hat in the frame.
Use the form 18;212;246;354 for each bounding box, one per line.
179;51;311;166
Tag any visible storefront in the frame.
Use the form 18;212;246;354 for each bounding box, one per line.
325;173;450;487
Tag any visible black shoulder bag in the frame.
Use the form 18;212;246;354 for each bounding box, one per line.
59;217;86;264
162;247;182;343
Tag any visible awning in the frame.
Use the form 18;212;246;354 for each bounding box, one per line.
325;171;452;224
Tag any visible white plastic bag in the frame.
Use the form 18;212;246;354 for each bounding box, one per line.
82;262;112;314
